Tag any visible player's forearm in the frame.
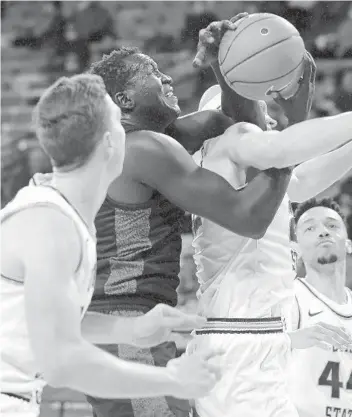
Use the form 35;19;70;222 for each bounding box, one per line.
50;340;176;398
232;168;292;238
235;112;352;170
211;61;267;130
178;167;289;238
81;312;136;345
274;112;352;168
205;168;291;238
289;140;352;202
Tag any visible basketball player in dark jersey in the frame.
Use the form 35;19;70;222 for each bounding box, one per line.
86;15;293;417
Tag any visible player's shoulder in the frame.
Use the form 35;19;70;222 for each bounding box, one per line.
220;122;263;143
233;122;264;135
14;204;79;246
127;129;184;155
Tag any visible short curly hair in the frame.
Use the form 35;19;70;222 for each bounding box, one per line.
294;198;345;225
88;47;142;101
33;74;107;168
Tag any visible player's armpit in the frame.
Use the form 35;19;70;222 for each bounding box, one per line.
128;132;290;238
19;207;82;384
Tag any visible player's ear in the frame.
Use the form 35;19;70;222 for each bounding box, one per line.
114;92;135;111
346;239;352;255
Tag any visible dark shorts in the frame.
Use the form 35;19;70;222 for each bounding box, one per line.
86;311;190;417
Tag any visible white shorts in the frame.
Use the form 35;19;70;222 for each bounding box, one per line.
0;394;40;417
187;318;298;417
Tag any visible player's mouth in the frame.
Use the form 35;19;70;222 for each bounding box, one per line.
163;85;178;106
317;239;334;247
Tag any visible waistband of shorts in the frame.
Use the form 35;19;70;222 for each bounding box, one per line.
194;317;285;335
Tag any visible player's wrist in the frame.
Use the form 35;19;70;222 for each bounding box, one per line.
163;361;184;397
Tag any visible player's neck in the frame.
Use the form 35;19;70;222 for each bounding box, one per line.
51;167;106;232
122;113;171;134
305;261;347;304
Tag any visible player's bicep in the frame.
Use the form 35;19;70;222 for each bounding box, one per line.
21;209;82;379
232;127;283;169
129;134;231;214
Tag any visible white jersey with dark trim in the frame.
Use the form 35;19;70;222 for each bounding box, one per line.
192;122;296;319
0;177;97;398
288;278;352;417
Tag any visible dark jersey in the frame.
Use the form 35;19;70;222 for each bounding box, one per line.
90;191;184;312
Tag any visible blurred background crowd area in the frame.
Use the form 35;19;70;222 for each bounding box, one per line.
1;1;352;415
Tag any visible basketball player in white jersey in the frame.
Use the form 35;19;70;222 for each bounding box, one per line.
288;198;352;417
186;18;352;417
0;74;223;416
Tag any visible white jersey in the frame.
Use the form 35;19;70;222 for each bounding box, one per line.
0;177;97;400
192;124;296;319
288;279;352;417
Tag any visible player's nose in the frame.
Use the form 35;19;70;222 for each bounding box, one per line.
318;228;330;238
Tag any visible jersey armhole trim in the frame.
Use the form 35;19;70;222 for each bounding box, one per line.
1;202;83;275
299;278;352;319
295;295;302;330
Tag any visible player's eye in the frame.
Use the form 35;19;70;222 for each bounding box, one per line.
328;224;337;229
305;226;314;232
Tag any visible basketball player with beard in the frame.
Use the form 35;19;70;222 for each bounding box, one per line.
288;198;352;417
87;14;293;417
187;17;352;417
87;14;352;417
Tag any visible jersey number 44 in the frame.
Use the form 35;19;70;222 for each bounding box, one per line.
319;361;352;398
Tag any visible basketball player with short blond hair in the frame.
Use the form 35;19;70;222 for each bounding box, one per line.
0;74;223;417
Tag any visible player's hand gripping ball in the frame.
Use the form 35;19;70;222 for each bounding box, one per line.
218;13;306;101
193;13;249;69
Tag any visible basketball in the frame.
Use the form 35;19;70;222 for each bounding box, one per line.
218;13;306;101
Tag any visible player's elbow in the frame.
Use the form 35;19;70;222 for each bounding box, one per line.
246;222;267;239
240;207;272;239
225;208;267;239
250;228;266;239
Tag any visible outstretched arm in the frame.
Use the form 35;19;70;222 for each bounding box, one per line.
192;13;267;130
210;61;267;130
225;112;352;170
20;207;218;399
288;140;352;203
82;304;206;347
126;131;291;239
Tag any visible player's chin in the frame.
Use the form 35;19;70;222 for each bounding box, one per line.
172;104;181;117
162;98;180;115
